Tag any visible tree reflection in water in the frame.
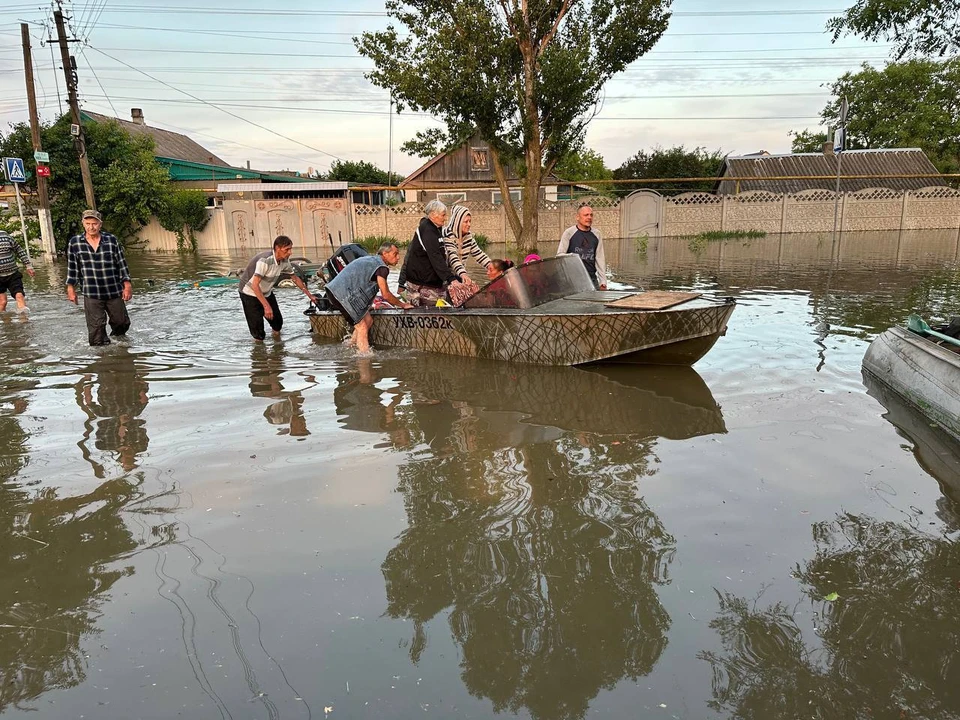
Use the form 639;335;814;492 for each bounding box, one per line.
0;351;153;711
700;513;960;719
336;356;727;720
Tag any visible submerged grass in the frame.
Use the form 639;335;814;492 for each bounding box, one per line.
684;229;767;253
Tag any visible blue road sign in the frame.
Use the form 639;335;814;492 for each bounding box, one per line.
3;157;26;183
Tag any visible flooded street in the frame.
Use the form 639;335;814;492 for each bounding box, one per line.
2;231;959;719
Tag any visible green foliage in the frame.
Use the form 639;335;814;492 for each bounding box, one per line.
356;0;672;251
789;129;830;153
790;58;960;174
612;145;725;196
0;115;171;248
635;233;649;255
683;229;765;254
324;159;399;185
355;235;405;252
400;127;458;159
157;189;210;252
472;233;489;250
0;210;41;258
554;148;613;182
828;0;959;59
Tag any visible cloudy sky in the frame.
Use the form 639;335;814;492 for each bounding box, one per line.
0;0;889;177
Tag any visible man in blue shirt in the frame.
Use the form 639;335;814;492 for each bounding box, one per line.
556;204;607;290
65;210;133;346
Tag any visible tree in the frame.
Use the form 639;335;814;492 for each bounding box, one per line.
788;59;960;174
553;147;612;182
789;129;830;154
612;145;725;195
0;115;170;247
828;0;960;59
356;0;671;252
399;127;456;159
157;189;210;252
324;159;399;185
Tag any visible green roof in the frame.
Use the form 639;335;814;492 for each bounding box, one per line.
156;157;304;183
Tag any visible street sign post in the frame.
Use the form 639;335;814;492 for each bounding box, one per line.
2;158;31;263
3;157;26;183
33;151;49;163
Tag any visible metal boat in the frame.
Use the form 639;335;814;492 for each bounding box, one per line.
309;254;735;366
863;325;960;441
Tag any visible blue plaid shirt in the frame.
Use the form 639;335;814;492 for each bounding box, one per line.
65;232;132;300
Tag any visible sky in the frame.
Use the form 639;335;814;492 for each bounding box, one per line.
0;0;892;178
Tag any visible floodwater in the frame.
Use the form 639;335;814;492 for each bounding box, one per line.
2;230;959;719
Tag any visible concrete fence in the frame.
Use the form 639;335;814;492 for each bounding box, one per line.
133;186;960;252
352;186;960;244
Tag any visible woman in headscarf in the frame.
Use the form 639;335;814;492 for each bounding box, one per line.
442;205;491;306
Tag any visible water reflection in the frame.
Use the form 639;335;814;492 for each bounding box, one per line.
0;381;139;711
863;372;960;529
75;349;150;475
700;512;960;719
249;343;310;436
335;357;726;719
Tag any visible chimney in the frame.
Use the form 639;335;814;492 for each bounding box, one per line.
131;108;145;125
246;160;251;169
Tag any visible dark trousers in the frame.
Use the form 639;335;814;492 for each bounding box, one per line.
83;296;130;346
240;292;282;340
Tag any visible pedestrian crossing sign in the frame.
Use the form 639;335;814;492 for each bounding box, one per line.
3;157;26;183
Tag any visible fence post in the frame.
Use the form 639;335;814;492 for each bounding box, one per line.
779;193;787;234
720;195;728;231
899;189;908;231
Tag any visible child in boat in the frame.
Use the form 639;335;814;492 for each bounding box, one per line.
486;259;514;282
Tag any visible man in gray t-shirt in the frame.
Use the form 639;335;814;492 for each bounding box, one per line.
238;235;315;341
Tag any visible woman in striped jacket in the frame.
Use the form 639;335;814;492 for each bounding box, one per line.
443;206;491;306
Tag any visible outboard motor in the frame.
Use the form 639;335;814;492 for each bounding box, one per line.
320;243;369;283
305;243;370;315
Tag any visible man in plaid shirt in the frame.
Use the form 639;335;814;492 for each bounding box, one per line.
65;210;133;346
0;229;35;313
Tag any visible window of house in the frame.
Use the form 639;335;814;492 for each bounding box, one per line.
471;148;489;172
437;192;467;204
491;189;522;205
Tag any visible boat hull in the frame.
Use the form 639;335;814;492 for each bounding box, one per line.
309;300;735;366
863;326;960;441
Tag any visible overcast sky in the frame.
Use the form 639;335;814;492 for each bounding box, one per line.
0;0;889;177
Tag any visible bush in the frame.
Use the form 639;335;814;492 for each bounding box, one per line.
355;235;405;252
473;233;489;249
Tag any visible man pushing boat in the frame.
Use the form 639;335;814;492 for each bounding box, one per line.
325;242;411;354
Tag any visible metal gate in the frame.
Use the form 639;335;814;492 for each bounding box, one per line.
620;190;662;239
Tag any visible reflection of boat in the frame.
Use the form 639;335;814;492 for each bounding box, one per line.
310;255;735;366
410;358;725;439
863;371;960;506
863;326;960;440
335;355;726;441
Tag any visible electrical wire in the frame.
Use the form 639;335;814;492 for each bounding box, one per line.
86;44;347;162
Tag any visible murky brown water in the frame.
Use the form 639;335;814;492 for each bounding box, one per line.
2;230;959;719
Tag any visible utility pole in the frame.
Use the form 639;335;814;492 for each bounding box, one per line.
21;23;56;257
53;3;96;211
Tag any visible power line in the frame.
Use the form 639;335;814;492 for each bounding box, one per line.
86;45;347;162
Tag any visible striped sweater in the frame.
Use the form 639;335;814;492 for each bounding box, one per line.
442;206;491;279
0;231;31;277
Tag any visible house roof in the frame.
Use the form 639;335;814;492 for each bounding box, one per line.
82;110;230;167
400;136;563;188
717;149;944;194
